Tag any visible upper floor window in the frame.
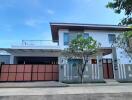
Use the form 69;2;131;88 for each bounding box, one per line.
108;34;116;43
64;33;69;45
83;33;89;39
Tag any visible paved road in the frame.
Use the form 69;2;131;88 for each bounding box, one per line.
0;84;132;96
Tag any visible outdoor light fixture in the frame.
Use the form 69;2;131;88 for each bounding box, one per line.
61;59;63;63
60;65;63;69
114;59;117;62
99;59;102;62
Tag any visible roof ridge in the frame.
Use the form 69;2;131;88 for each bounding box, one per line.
50;22;128;27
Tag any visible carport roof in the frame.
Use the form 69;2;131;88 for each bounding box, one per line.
0;48;61;57
0;47;112;57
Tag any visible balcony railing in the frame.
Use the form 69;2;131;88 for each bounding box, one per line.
12;40;59;47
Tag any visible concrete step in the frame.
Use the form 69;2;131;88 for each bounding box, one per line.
104;79;119;84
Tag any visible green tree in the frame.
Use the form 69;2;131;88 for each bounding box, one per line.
112;30;132;59
106;0;132;25
62;35;101;83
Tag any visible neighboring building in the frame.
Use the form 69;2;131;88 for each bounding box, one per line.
0;23;132;83
0;51;10;64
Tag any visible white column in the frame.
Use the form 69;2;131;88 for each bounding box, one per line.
97;52;103;80
112;47;118;80
10;55;14;64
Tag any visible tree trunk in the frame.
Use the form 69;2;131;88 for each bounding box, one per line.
80;74;84;83
77;57;87;83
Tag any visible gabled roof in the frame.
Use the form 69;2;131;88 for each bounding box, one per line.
50;22;132;41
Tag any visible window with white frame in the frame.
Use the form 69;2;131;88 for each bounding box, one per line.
83;33;89;39
108;34;116;43
64;33;69;45
63;32;89;45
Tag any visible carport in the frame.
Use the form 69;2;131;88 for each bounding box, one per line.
0;48;61;82
0;48;60;64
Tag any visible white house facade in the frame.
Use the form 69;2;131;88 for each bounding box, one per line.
0;23;132;83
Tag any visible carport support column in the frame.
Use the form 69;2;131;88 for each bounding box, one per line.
10;55;14;64
112;47;118;80
97;52;104;81
58;57;67;82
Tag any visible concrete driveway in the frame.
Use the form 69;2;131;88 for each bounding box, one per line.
0;81;68;88
0;83;132;100
0;83;132;96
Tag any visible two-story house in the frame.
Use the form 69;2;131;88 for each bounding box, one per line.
0;22;132;83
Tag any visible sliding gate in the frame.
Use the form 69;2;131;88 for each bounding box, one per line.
0;64;59;82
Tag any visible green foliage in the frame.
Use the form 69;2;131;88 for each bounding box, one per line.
125;31;132;38
70;36;98;52
62;35;101;58
62;35;101;83
106;0;132;25
112;30;132;58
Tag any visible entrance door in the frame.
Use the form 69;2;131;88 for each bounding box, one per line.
102;59;114;79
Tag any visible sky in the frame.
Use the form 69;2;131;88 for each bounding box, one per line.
0;0;124;48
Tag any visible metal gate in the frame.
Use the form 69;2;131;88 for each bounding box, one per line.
0;64;59;82
102;59;114;79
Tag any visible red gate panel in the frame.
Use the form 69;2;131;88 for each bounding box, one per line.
45;73;52;80
0;73;8;81
8;73;16;81
24;65;32;72
52;65;58;72
0;64;59;82
9;65;17;72
32;73;38;81
17;65;24;72
103;63;109;79
103;59;114;79
24;73;31;81
38;65;45;72
45;65;52;72
38;73;45;80
1;65;9;73
108;63;114;79
32;65;38;72
16;73;24;81
53;73;58;80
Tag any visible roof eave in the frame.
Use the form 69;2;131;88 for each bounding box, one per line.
50;23;132;41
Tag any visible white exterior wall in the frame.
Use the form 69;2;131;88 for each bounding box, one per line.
84;30;118;47
58;29;132;64
58;29;69;49
116;48;132;64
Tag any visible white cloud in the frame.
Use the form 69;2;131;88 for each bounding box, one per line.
25;19;37;27
47;9;55;15
25;18;45;27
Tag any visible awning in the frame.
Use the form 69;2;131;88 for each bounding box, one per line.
0;47;112;57
0;48;61;57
